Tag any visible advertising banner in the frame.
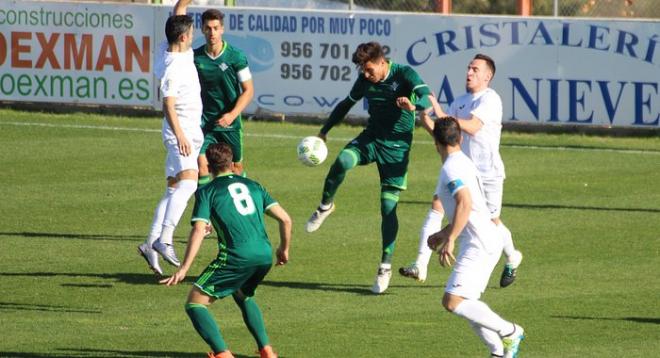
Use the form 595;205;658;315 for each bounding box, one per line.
2;1;658;127
0;1;154;106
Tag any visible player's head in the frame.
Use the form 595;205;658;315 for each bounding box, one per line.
202;9;225;47
165;14;194;48
352;42;388;83
466;53;496;93
206;143;234;175
433;116;462;148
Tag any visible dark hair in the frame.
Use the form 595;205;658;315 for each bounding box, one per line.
202;9;225;25
206;143;233;174
165;14;194;44
474;53;496;78
352;42;385;67
432;116;462;147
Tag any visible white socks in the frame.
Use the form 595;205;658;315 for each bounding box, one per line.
146;186;176;246
497;223;515;259
416;209;444;267
159;179;198;246
453;299;513;336
470;321;504;356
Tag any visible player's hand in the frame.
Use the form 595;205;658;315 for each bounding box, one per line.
176;135;192;156
316;133;327;142
428;94;447;117
203;224;213;237
159;269;187;286
216;113;236;128
396;97;415;111
437;238;456;268
276;246;289;266
427;231;443;251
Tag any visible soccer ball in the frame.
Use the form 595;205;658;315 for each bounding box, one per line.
297;136;328;166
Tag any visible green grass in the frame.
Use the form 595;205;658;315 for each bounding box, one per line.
1;108;659;357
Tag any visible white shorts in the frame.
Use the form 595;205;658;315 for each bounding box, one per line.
481;176;504;219
163;129;203;178
445;236;502;300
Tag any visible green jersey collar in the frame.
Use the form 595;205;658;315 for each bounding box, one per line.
205;40;228;60
380;61;393;83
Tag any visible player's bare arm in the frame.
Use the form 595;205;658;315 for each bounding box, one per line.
160;221;207;286
438;188;472;267
457;114;484;135
217;79;255;127
173;0;192;15
266;204;292;266
163;96;192;156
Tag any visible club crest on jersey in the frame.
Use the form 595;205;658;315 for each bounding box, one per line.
390;81;399;91
219;63;229;71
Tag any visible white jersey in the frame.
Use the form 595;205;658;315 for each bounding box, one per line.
154;41;203;141
448;88;505;179
435;151;499;253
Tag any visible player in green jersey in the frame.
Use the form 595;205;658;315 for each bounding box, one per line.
161;143;291;358
195;9;254;183
305;42;433;294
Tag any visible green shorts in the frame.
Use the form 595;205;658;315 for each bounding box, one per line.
344;130;411;190
194;261;271;299
200;130;243;163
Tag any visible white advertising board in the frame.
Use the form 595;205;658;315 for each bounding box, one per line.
2;1;658;128
0;1;154;106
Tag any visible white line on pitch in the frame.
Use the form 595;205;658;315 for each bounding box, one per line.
2;121;658;155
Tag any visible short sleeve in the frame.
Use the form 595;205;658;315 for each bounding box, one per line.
403;66;431;111
191;189;212;225
444;165;467;197
259;184;277;210
160;71;179;98
234;50;252;82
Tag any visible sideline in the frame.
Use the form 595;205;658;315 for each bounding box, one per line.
2;121;659;155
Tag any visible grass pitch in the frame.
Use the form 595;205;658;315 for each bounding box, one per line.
0;108;659;357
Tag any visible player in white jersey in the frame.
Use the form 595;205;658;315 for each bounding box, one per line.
399;54;522;287
428;117;524;358
138;0;203;275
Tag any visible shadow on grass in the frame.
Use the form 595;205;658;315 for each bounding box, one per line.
0;302;101;314
261;280;442;296
0;231;143;241
398;201;660;214
0;349;253;357
0;271;191;285
552;315;660;325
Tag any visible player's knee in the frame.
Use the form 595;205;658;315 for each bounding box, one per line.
442;293;461;312
232;290;247;305
380;189;400;216
335;150;357;171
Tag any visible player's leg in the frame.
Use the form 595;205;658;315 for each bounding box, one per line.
198;132;217;188
371;141;408;294
483;177;523;287
306;134;369;233
185;286;231;356
232;264;276;357
138;181;175;275
371;187;399;294
443;239;524;357
215;130;245;176
154;135;202;266
400;196;444;282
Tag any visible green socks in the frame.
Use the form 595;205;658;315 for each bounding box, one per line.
380;190;400;264
233;294;270;349
185;303;227;354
